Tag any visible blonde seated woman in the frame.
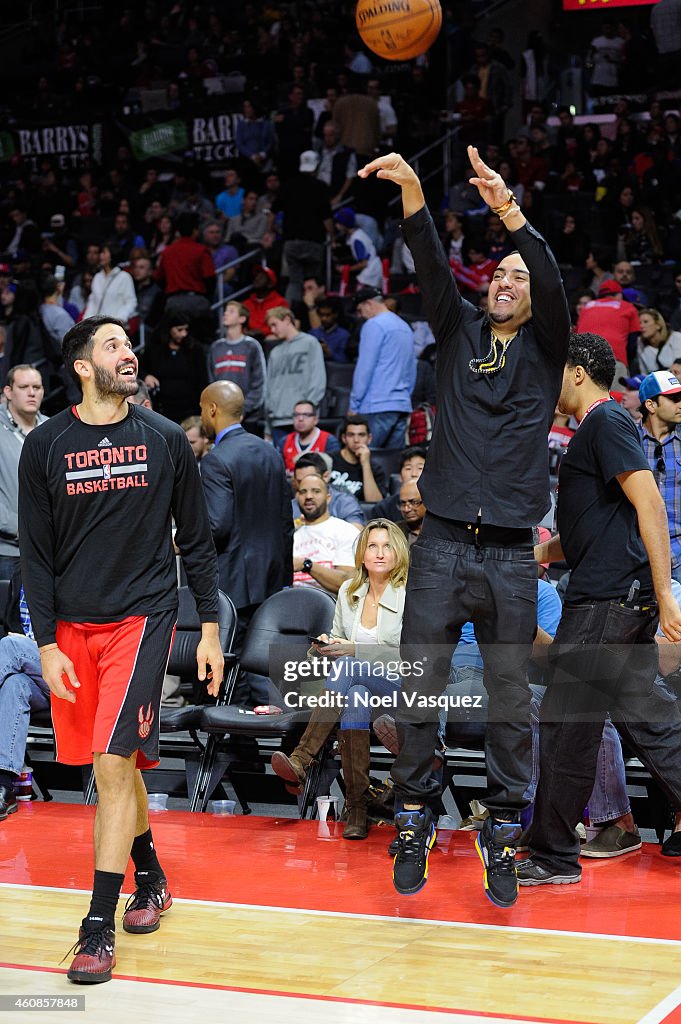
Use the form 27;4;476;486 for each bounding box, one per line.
272;519;409;840
637;307;681;376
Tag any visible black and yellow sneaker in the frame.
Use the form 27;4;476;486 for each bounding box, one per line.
475;817;521;908
392;807;437;895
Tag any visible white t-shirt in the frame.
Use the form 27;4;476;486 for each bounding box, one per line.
589;35;624;88
293;516;358;589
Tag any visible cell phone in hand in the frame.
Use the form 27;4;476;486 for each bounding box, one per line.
308;636;325;645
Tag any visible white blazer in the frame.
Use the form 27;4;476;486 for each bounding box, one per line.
328;578;405;662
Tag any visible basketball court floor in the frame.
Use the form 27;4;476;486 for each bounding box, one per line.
2;803;681;1024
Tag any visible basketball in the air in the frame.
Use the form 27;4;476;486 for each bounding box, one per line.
355;0;442;61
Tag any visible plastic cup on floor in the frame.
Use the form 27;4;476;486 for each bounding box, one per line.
209;799;236;815
147;792;168;811
316;796;332;821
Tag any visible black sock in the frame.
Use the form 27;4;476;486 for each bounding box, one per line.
0;770;17;789
131;828;164;880
84;870;124;930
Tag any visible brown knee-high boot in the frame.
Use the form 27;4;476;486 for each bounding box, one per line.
338;729;370;840
271;705;339;789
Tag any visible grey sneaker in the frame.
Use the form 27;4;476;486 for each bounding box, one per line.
517;858;581;886
580;825;641;859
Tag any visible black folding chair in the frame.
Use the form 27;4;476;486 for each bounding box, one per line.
194;587;336;816
85;587;238;808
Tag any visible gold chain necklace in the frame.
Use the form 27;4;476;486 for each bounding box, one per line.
469;330;518;374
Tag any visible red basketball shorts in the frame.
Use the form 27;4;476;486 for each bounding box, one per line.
53;610;176;769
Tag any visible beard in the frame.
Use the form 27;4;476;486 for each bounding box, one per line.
302;503;326;523
489;309;514;324
92;362;138;400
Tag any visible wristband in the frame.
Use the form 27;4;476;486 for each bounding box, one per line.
491;190;518;217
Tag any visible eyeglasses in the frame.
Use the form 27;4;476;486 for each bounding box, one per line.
654;443;666;475
399;499;424;509
293;412;315;418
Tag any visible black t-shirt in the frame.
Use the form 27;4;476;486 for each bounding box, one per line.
329;452;387;501
557;400;653;602
18;404;218;645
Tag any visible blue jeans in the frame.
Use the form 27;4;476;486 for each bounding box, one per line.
528;691;629;824
445;667;630;825
367;412;408;450
0;634;50;776
531;598;681;873
324;655;400;730
0;554;19;582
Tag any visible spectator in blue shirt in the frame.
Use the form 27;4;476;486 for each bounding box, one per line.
310;297;350;363
215;169;245;220
638;370;681;583
349;285;416;449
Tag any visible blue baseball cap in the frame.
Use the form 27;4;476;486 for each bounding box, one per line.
619;374;645;390
639;371;681;403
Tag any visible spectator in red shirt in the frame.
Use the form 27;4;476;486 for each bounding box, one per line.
243;266;288;339
576;279;641;383
154;216;214;307
512;135;548;193
154;212;216;332
281;400;341;475
451;238;497;298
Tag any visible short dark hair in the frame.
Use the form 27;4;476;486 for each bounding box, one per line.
316;296;341;316
295;452;328;474
40;274;59;300
342;414;370;434
294;400;318;415
62;316;128;385
566;330;615;391
176;212;199;237
400;446;427;469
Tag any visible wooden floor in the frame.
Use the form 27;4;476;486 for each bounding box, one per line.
2;804;681;1024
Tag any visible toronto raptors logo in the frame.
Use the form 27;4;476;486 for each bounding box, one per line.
138;703;155;739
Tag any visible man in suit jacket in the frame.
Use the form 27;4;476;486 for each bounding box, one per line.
199;381;293;653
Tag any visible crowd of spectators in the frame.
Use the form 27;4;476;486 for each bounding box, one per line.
4;2;681;855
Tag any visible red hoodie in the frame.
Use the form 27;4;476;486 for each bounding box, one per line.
243;266;289;334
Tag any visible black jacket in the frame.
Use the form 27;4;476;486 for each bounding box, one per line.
200;426;293;609
402;206;570;528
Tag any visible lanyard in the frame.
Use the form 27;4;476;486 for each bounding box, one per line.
573;393;610;421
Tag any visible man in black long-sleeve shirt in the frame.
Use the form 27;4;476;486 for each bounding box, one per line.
18;315;223;984
359;148;571;907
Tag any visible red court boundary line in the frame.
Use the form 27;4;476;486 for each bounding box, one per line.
0;962;599;1024
659;1003;681;1024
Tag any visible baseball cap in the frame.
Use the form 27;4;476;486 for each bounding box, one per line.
622;287;644;305
639;370;681;403
0;263;11;276
598;280;622;298
334;206;356;228
299;150;319;173
252;264;277;287
619;374;645;390
353;285;383;308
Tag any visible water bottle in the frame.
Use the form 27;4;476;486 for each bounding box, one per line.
15;766;33;802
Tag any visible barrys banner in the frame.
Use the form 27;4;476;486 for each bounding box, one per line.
0;123;104;170
0;113;240;168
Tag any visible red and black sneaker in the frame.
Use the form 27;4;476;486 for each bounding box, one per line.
123;872;172;934
65;925;116;984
